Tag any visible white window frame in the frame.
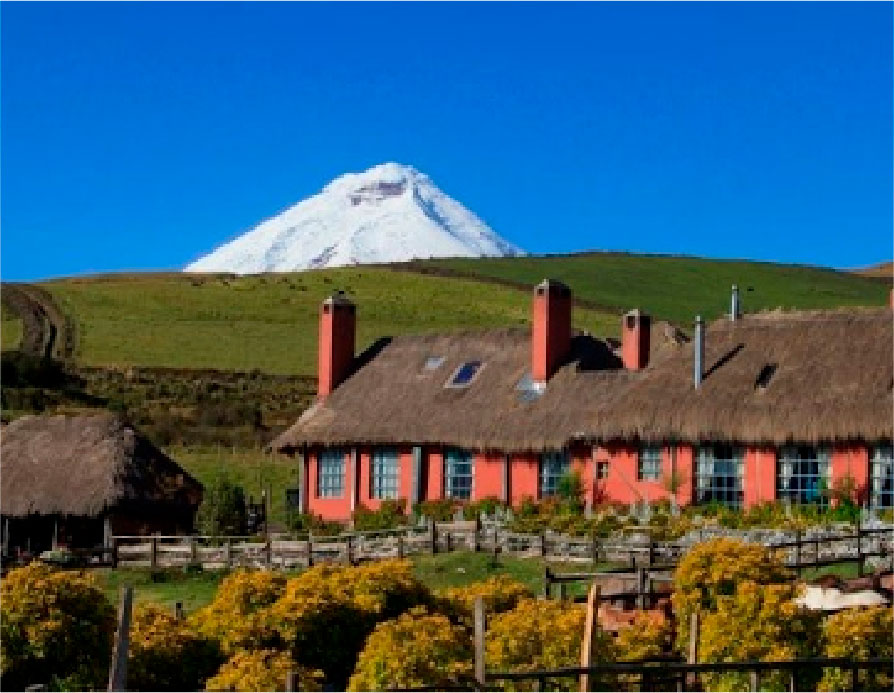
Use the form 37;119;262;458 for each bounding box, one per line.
695;444;744;508
444;448;474;500
777;445;830;507
539;450;570;498
637;445;663;481
371;448;399;500
870;444;894;510
317;448;345;498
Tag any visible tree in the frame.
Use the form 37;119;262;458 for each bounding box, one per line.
197;474;248;536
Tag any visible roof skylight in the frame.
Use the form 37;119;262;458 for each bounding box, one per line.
424;356;445;371
445;360;483;388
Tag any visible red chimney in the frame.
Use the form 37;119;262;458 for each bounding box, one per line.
532;279;572;385
318;292;356;399
621;309;651;371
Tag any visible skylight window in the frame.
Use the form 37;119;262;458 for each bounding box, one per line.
423;356;445;371
445;360;483;388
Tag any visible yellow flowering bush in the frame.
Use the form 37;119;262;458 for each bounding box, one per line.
189;569;286;654
348;608;473;691
269;560;429;687
486;598;615;691
438;575;531;624
0;562;115;690
128;604;222;691
818;606;893;692
698;581;820;692
615;612;671;661
672;538;792;651
204;649;322;692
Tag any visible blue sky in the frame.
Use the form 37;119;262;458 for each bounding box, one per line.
2;2;891;281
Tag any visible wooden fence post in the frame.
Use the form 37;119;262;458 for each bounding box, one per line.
173;601;184;620
473;518;481;553
224;539;232;569
150;536;158;569
397;534;404;560
107;586;133;692
110;537;118;569
542;565;552;598
648;538;655;568
794;530;802;574
307;534;314;568
265;538;273;568
446;531;453;553
285;670;300;692
345;535;353;566
430;521;438;555
686;611;700;689
190;537;199;565
637;567;648;609
474;596;486;689
749;669;759;692
590;533;599;566
579;584;600;693
856;518;864;578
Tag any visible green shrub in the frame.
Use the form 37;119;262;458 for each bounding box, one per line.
414;499;457;522
352;499;408;531
197;475;248;536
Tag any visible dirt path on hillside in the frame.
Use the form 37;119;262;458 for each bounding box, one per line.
1;283;77;362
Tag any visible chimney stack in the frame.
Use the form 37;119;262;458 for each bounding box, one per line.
621;309;651;370
318;291;356;399
730;285;740;321
532;279;572;386
693;315;705;389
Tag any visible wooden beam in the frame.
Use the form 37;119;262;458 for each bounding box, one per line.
474;596;486;688
579;583;600;693
107;585;133;692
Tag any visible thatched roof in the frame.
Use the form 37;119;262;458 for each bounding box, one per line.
1;413;202;518
272;307;893;453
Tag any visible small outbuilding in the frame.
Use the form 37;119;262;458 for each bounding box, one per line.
1;412;202;557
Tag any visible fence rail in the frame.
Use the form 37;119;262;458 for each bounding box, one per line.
103;522;893;573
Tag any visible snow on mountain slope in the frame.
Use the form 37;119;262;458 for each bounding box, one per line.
185;163;524;273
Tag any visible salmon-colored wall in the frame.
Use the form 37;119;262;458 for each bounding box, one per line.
353;447;414;512
426;448;444;501
830;445;869;504
743;447;776;508
510;454;540;505
307;448;353;521
475;453;504;501
532;285;571;383
318;301;356;399
590;444;695;507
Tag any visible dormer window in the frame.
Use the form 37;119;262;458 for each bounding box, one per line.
445;361;483;388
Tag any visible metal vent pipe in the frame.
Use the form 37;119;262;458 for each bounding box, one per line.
694;315;704;388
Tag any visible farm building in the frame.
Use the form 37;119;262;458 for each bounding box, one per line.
271;283;894;521
1;413;202;556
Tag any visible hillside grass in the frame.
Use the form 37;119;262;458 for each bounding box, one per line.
43;269;614;375
1;304;23;351
424;253;891;324
168;445;299;528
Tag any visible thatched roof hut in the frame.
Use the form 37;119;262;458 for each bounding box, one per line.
2;413;202;518
272;307;892;453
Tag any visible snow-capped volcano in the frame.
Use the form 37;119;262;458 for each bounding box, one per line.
185;163;524;273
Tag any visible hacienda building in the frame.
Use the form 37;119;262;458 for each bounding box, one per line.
271;282;894;521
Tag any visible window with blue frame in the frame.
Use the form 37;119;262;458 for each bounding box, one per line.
870;445;893;510
776;445;830;507
638;445;662;481
371;448;399;500
445;448;473;500
317;448;345;498
540;451;570;497
695;445;744;508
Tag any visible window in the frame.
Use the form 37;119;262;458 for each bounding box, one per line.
596;461;610;479
638;445;662;481
777;446;830;507
371;448;399;500
540;451;570;497
317;448;345;498
695;445;744;508
423;356;445;371
870;445;894;510
446;361;483;388
445;448;474;500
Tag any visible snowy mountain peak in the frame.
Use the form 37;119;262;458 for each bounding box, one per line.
185;163;523;274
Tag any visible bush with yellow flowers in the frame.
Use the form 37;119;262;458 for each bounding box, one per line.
348;607;473;691
189;569;286;654
438;575;531;624
269;560;430;688
204;649;322;692
486;598;615;691
0;562;115;691
614;611;671;662
672;538;792;651
818;605;893;692
698;581;820;692
128;603;222;691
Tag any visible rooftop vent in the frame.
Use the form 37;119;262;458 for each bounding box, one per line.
755;363;778;389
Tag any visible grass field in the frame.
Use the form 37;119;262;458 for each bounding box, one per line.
425;253;890;324
1;304;23;351
94;551;593;612
168;446;300;528
42;269;614;375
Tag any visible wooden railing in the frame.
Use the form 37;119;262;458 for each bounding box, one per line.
97;522;894;572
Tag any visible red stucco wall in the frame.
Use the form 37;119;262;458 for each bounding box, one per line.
743;447;776;508
510;454;539;505
474;453;505;501
307;448;353;521
830;445;870;504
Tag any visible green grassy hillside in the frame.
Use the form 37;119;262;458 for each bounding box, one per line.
423;253;890;325
42;269;614;376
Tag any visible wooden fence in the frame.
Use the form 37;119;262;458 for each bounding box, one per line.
107;522;893;573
